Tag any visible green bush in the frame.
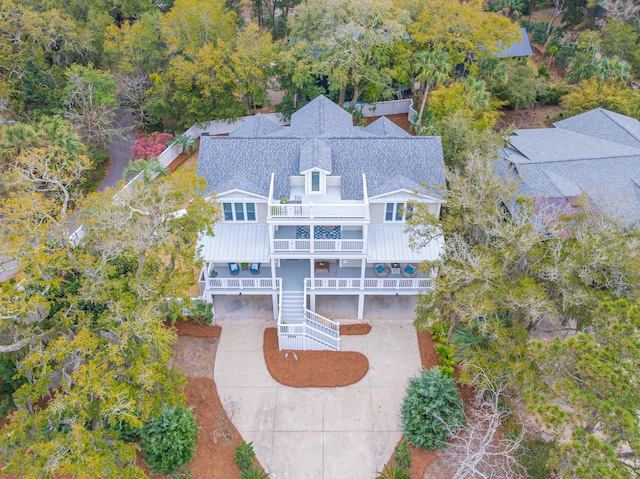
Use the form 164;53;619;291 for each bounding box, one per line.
518;436;556;479
401;368;466;450
428;319;448;342
434;343;456;377
140;405;199;474
393;437;412;470
376;462;410;479
0;353;26;417
240;465;269;479
537;83;569;105
168;467;194;479
234;439;256;472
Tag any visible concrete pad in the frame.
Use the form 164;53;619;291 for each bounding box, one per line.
217;320;266;352
364;296;417;319
216;387;277;432
323;387;373;432
214;351;276;387
370;387;404;432
373;431;404;472
270;432;324;479
367;321;419;352
323;431;378;479
245;431;274;473
214;295;274;320
367;351;421;387
274;388;324;432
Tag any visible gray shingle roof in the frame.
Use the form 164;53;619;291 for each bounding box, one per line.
299;139;332;173
364;117;411;137
500;108;640;222
228;113;281;137
197;95;445;200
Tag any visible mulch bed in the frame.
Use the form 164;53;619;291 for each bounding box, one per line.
263;328;369;387
340;323;371;335
169;320;221;339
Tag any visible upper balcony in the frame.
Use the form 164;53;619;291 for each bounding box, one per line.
267;175;369;223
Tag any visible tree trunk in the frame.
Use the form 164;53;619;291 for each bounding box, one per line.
351;84;361;107
338;86;346;107
417;84;430;126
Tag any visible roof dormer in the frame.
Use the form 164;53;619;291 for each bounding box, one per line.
300;139;331;195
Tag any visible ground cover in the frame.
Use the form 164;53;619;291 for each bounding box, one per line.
263;327;369;387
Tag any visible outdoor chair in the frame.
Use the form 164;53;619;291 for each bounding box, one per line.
228;262;240;276
402;264;418;278
373;263;389;278
250;262;261;275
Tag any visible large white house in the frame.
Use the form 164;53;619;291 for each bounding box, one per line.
195;96;446;350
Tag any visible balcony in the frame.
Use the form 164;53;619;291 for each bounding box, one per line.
273;226;364;253
199;265;280;294
268;185;368;222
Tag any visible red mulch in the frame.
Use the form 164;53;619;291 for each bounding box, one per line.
263;328;369;387
340;323;371;335
168;320;221;339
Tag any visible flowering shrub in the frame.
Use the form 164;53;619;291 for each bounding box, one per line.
131;132;173;160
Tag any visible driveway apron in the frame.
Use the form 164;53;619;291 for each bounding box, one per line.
214;319;422;479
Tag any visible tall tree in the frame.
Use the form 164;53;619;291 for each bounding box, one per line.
0;169;217;477
290;0;409;106
413;48;451;127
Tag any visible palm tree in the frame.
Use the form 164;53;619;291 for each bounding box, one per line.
39;116;84;157
122;158;168;185
414;48;451;127
462;78;490;112
596;56;631;83
170;133;197;155
0;123;39;165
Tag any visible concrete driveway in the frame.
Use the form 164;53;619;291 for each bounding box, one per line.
215;318;422;479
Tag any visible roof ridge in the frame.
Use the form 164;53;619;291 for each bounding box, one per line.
599;108;640;144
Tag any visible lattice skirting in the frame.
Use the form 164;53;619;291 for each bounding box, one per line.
296;226;341;239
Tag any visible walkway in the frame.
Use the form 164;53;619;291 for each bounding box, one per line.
214;318;422;479
99;109;136;191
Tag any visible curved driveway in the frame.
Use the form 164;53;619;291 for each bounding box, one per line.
214;319;422;479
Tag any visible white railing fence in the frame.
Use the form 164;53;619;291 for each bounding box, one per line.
272;239;364;252
207;278;280;289
305;277;435;290
268;203;368;219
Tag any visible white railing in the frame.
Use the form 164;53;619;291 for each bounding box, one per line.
273;239;364;252
268;203;367;220
207;278;281;289
304;277;435;290
305;309;340;334
277;322;340;351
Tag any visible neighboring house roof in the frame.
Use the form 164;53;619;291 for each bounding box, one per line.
495;27;533;58
499;108;640;223
228;113;281;137
198;95;445;201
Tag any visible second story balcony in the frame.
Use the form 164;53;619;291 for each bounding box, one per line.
273;226;364;253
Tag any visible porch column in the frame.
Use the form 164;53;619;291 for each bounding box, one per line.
357;293;364;319
310;225;315;253
360;257;366;290
271;258;278;318
310;292;316;311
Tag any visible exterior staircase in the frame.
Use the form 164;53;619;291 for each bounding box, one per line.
280;290;305;325
277;287;340;351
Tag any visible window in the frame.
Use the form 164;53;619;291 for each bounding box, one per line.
385;202;414;222
311;171;320;192
222;202;257;222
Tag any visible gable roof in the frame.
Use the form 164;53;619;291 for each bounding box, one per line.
197;95;445;201
228;113;281;137
364;117;411;137
500;108;640;222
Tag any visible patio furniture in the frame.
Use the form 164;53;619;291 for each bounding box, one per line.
402;264;418;278
373;263;389;278
228;262;240;276
315;261;330;273
250;262;261;275
391;263;401;275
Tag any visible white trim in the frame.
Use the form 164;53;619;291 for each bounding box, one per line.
221;201;258;222
305;169;326;195
369;189;444;203
217;188;268;200
300;166;331;174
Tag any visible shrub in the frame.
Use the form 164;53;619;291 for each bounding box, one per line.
537;83;569;105
140;405;199;474
234;440;256;472
131;131;173;160
376;462;410;479
168;467;194;479
518;436;556;479
401;368;466;450
434;343;456;377
393;437;412;470
240;465;269;479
